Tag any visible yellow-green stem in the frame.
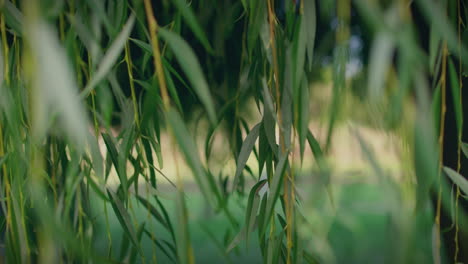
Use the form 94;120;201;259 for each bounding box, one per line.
435;43;448;264
454;0;463;261
125;42;141;129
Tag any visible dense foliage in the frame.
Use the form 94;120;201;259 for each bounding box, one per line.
0;0;467;263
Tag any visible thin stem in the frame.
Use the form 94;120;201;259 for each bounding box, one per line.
454;0;463;261
1;14;10;85
143;0;170;110
435;42;448;264
125;42;141;129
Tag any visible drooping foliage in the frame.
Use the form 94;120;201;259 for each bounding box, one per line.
0;0;467;263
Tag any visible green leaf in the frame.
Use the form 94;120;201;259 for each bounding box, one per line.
80;13;136;98
448;59;462;134
172;0;213;52
261;78;279;157
129;223;146;264
233;122;261;190
175;190;192;264
416;0;468;66
85;0;114;35
443;167;468;196
159;28;216;124
245;180;266;246
136;195;174;237
68;14;101;61
262;154;288;236
368;32;394;101
292;16;307;94
204;97;237;160
102;132;128;196
84;173;109;202
306;130;324;166
326;43;347;150
1;1;23;35
461;142;468;159
0;153;9;168
303;0;317;69
130;37;153;54
166;108;219;206
413;114;438;210
429;24;441;73
144;229;178;264
164;66;184;113
298;77;309;161
27;18;89;148
107;190;141;253
246;0;266;55
281;57;293;151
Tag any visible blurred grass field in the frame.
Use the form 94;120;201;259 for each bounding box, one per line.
92;174;434;263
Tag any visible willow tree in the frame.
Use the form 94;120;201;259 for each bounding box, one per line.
0;0;467;263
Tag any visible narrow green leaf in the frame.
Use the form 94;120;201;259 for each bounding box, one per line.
28;18;88;148
144;229;178;264
136;195;171;233
164;66;183;113
102;132;128;195
307;130;324;168
414;115;438;210
448;59;462;134
429;25;440;73
416;0;468;65
166;108;219;206
204;97;237;160
326;43;347;150
0;153;9;168
304;0;317;69
172;0;213;52
226;226;246;253
89;136;104;178
299;77;309;161
233;122;261;190
262;154;288;236
130;37;153;54
80;13;136;98
159;28;216;124
1;1;23;35
368;32;394;101
443;167;468;196
247;0;266;55
85;0;114;35
461;142;468;159
175;190;192;264
292;16;307;93
262;79;279;157
107;190;141;253
129;223;146;264
84;173;109;202
68;14;101;61
245;180;266;246
282;49;293;151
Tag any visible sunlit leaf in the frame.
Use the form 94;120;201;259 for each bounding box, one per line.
28;18;88;148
